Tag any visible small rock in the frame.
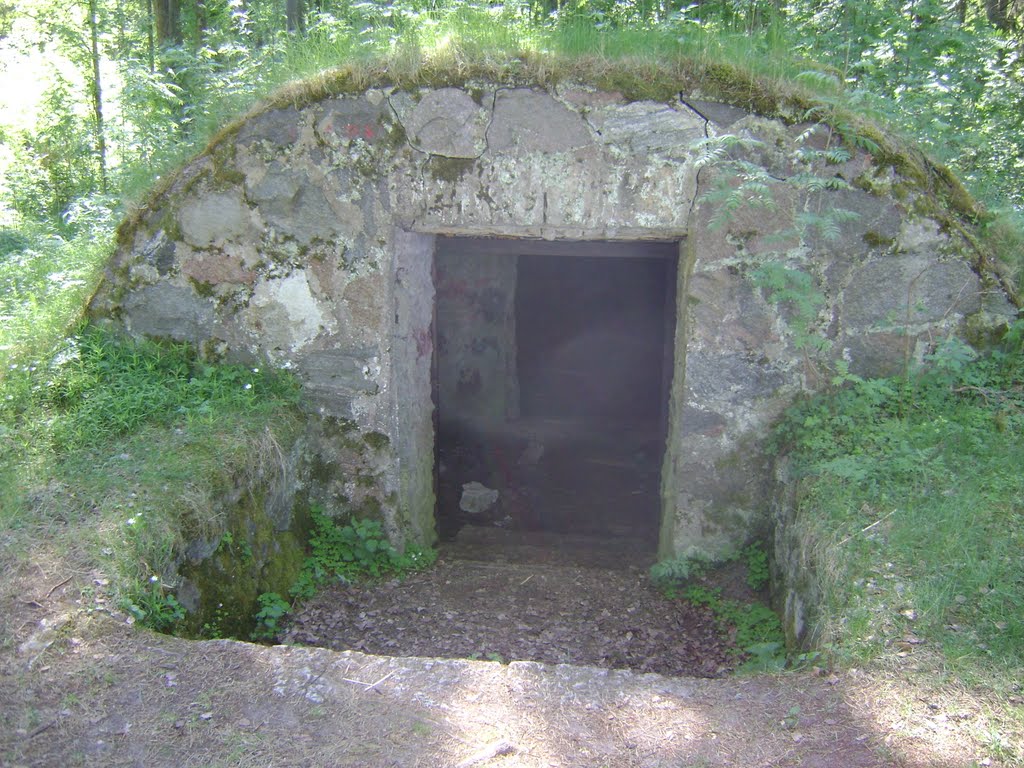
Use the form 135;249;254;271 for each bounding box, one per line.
459;482;499;515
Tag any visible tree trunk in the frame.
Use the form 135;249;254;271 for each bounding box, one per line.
87;0;108;194
154;0;181;45
195;0;208;48
286;0;305;32
986;0;1012;28
146;0;155;71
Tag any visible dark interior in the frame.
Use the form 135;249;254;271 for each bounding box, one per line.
434;238;677;566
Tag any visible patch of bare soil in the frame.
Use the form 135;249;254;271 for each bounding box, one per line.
283;557;736;677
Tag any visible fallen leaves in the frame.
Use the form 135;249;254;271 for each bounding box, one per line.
283;559;740;677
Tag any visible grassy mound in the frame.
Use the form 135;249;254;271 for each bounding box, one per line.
776;325;1024;694
0;326;303;633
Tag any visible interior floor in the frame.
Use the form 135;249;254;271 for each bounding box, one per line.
436;417;662;567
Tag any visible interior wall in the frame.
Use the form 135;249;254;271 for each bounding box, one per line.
434;244;519;431
516;253;671;427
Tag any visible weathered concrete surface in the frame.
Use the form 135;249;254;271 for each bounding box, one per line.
90;81;1018;566
435;247;518;429
769;457;821;649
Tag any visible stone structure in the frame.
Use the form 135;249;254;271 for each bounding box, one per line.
90;79;1017;561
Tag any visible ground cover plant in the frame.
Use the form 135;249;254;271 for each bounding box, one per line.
651;544;788;673
772;323;1024;756
0;321;304;634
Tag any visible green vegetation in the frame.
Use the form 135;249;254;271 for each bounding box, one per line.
649;549;714;590
0;6;1021;764
289;510;436;604
0;325;304;633
4;1;1024;256
684;584;786;673
742;543;770;592
251;592;291;642
247;509;436;642
775;320;1024;687
650;543;784;670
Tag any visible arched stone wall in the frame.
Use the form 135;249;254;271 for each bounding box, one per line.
90;81;1016;558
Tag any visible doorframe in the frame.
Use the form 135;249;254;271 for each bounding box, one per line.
402;233;687;554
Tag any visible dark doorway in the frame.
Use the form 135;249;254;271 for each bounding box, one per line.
433;238;677;567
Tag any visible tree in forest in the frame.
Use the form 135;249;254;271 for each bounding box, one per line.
287;0;305;33
154;0;181;46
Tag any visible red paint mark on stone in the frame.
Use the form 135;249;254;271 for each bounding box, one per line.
343;123;377;141
415;327;432;360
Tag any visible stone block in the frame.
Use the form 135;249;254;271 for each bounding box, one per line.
687;269;778;353
122;284;215;343
237;107;302;146
802;188;903;259
178;191;252;247
842;253;982;330
681;99;748;129
248;271;332;352
842;330;923;378
680;406;727;437
139;229;177;275
489;89;592;154
394;88;490;158
316;98;387;148
684;349;787;403
247;167;345;244
588;101;705;157
295;347;380;415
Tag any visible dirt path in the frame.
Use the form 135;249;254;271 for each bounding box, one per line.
0;559;1005;767
3;619;886;768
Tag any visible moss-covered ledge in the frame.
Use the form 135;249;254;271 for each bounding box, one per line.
175;434;312;639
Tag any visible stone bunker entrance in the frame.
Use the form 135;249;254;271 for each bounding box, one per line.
90;80;1015;611
432;237;678;566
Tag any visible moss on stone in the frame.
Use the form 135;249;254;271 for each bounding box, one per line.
357;495;383;519
362;431;390;450
210;142;245;189
862;230;894;249
379;114;408;151
188;277;216;298
178;488;311;639
427;156;476;183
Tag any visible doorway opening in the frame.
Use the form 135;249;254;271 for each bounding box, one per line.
433;237;678;567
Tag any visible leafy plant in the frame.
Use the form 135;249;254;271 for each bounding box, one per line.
251;592;290;641
308;513;398;580
684;583;786;667
774;320;1024;685
650;550;713;591
750;263;828;353
121;577;186;633
742;543;770;591
294;507;437;594
702;159;779;231
201;602;232;640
